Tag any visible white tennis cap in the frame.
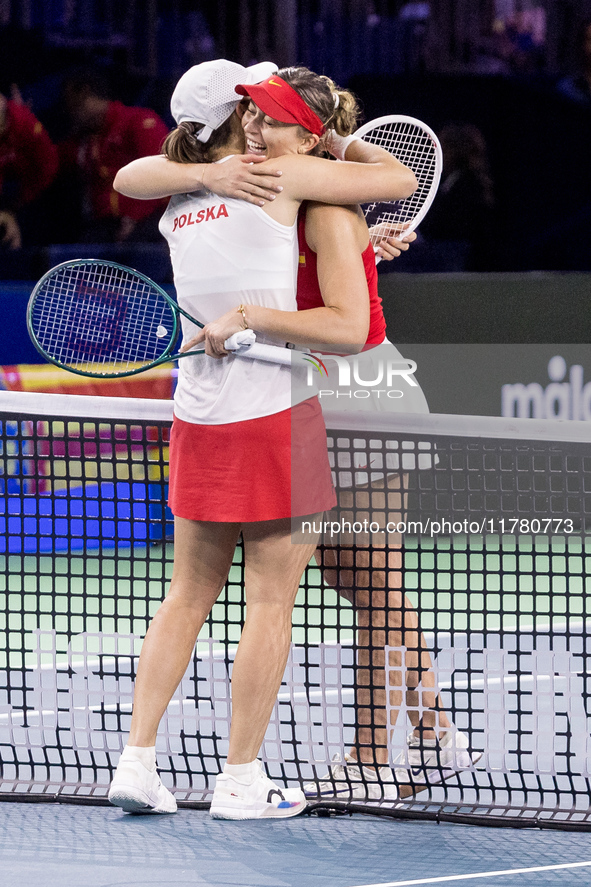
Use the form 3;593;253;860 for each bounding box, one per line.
170;59;278;141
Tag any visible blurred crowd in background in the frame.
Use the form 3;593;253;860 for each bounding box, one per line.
1;0;591;280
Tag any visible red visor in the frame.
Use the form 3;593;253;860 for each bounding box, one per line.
235;76;325;137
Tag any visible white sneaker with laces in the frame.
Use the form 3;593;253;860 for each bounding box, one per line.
108;753;177;814
394;729;482;786
304;753;398;800
210;760;306;820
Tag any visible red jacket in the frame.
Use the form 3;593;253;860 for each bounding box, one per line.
59;100;169;222
0;101;59;208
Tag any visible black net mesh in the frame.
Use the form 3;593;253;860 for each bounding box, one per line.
1;393;590;828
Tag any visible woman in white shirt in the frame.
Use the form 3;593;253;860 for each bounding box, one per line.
109;59;416;821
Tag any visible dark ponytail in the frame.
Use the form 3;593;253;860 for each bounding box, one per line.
162;115;237;163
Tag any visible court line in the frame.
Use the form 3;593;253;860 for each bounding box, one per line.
349;859;591;887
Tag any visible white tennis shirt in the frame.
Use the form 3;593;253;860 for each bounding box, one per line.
159;189;303;425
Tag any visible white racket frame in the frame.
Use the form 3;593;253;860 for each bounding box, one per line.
354;114;443;245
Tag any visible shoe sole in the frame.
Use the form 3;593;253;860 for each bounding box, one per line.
108;785;176;814
210;800;307;820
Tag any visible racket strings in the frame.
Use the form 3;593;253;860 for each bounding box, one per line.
30;262;176;371
360;122;440;245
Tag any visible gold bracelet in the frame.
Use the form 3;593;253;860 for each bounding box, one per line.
237;304;248;329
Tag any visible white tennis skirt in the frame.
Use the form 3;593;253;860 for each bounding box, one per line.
315;338;430;417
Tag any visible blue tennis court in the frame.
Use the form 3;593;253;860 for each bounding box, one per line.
2;392;591;887
1;803;591;887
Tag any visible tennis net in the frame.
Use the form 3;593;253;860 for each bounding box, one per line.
0;390;590;829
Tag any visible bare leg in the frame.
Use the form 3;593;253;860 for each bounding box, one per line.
226;516;319;764
128;517;240;747
319;473;450;768
321;544;451;768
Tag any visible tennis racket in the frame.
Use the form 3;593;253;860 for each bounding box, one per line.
26;259;300;378
354;115;443;252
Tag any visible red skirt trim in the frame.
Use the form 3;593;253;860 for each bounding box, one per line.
168;397;336;522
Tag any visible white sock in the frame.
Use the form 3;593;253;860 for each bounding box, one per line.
120;745;156;770
223;760;259;783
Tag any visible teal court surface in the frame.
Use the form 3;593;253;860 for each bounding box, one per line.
1;803;591;887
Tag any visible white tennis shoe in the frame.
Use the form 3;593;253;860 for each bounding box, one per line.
394;729;482;786
108;755;177;814
210;760;306;820
304;753;398;801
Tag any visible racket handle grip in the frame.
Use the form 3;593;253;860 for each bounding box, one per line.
224;331;310;367
225;330;257;349
237;342;298;366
